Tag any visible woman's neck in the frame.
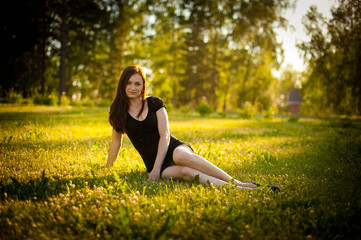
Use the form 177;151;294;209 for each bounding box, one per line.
128;97;143;108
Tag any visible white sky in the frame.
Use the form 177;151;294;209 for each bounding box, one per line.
275;0;336;73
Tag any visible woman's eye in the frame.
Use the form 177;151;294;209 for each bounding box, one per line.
136;83;141;86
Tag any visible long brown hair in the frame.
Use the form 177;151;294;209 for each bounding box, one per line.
109;65;146;133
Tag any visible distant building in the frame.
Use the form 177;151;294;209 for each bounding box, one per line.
287;89;302;114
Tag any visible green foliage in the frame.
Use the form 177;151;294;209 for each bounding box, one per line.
195;100;213;117
263;105;278;119
6;89;23;103
299;0;361;115
0;106;361;239
97;99;111;107
60;96;70;106
21;98;33;105
179;105;191;114
288;115;300;122
82;97;95;107
33;93;58;106
70;99;83;106
239;102;257;119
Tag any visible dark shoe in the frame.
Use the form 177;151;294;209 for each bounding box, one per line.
267;185;280;192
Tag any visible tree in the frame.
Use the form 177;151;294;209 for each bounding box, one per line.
0;0;46;97
298;0;361;115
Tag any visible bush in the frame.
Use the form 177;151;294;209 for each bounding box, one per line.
71;99;83;106
22;98;33;105
47;93;58;106
263;105;278;119
288;115;300;122
218;112;227;118
180;105;191;114
97;98;111;107
195;100;213;117
33;94;45;105
82;97;95;107
60;96;70;106
6;89;23;103
33;93;58;106
239;102;257;119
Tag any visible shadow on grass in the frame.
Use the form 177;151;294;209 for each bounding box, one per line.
0;168;197;202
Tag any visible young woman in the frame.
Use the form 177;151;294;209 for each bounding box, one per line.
106;65;279;191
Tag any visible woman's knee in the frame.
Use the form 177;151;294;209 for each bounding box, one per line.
180;166;199;179
173;148;194;165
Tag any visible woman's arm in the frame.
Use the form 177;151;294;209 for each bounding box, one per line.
105;129;123;168
148;107;170;181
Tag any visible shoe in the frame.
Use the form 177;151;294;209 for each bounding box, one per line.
267;185;280;192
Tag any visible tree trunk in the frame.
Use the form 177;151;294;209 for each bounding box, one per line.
222;80;229;112
239;58;251;107
358;89;361;115
59;0;67;98
40;0;48;96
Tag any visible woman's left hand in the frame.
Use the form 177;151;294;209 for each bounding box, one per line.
148;169;160;182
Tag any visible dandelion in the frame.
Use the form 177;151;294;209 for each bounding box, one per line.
72;206;79;211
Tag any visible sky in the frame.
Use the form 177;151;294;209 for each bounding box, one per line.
275;0;337;74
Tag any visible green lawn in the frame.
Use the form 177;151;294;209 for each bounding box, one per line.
1;105;361;239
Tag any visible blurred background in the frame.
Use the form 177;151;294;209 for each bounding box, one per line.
1;0;360;116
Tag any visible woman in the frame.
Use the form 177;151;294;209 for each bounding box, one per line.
106;65;279;191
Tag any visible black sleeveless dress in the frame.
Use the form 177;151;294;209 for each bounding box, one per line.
126;96;193;174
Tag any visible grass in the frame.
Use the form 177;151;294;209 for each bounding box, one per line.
1;104;361;239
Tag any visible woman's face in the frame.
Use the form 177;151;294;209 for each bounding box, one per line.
125;73;144;99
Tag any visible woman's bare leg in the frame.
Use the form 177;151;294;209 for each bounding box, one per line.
161;165;252;189
172;146;257;188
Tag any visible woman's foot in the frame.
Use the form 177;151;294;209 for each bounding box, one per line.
237;181;280;192
237;181;260;188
